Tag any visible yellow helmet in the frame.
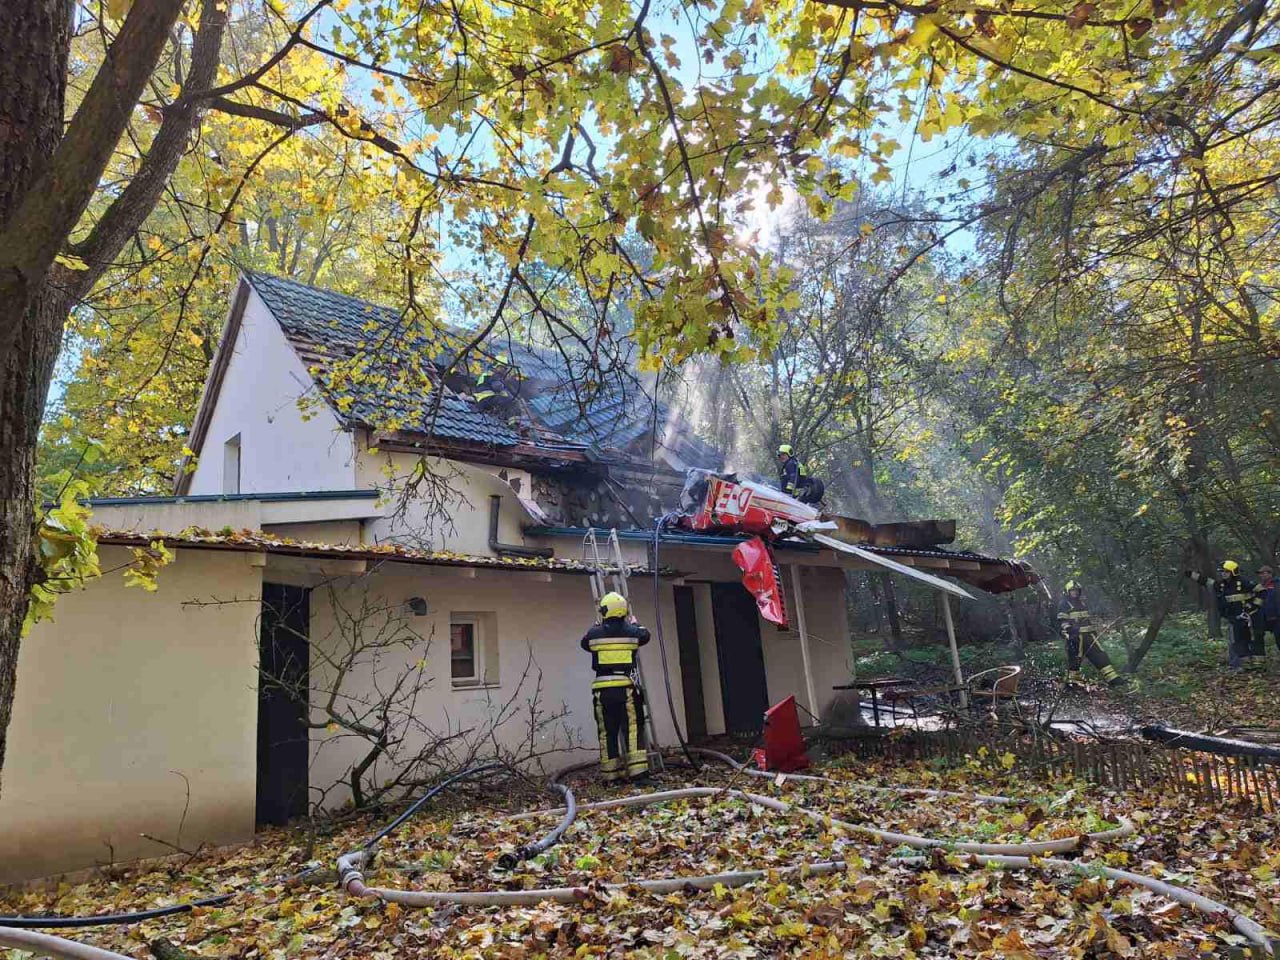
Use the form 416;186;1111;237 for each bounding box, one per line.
777;443;793;456
1065;579;1081;592
1221;560;1239;574
599;591;628;619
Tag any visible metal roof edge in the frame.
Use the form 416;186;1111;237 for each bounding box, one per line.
84;489;381;507
524;525;823;552
93;528;643;576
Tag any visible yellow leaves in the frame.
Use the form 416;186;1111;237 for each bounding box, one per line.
122;540;172;592
991;928;1035;958
772;920;810;939
907;922;927;949
906;16;939;50
55;252;91;271
105;0;133;20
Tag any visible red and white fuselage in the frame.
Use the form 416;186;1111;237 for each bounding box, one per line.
679;473;820;539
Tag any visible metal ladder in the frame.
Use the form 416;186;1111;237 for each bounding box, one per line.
583;528;664;772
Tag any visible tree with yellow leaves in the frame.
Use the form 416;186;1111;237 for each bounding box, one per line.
3;0;1277;791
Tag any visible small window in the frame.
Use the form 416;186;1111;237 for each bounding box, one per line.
450;619;479;683
223;434;241;495
449;612;499;688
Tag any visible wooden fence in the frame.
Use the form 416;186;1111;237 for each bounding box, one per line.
827;728;1280;812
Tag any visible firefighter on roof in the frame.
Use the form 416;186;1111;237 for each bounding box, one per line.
1057;580;1131;689
1186;561;1265;672
776;444;824;505
581;592;651;781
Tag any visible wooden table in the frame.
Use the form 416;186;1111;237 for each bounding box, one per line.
832;678;914;728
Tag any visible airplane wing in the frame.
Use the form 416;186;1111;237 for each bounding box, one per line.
810;533;975;601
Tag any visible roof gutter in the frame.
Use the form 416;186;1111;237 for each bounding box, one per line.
525;525;822;552
489;496;553;559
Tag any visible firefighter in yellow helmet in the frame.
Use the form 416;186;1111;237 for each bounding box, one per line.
580;592;651;781
1186;560;1264;671
1057;580;1132;689
776;444;825;505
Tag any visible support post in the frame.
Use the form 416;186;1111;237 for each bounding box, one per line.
790;564;819;724
942;594;968;710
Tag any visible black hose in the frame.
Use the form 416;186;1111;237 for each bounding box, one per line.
364;762;509;852
496;781;577;870
365;761;579;873
652;512;700;769
0;764;522;929
0;895;235;930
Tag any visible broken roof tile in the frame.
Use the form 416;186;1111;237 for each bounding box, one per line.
244;271;721;469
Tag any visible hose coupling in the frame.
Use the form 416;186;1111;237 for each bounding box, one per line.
496;846;530;871
338;868;365;894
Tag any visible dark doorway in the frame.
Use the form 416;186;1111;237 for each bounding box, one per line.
672;586;707;740
710;582;769;736
257;583;311;827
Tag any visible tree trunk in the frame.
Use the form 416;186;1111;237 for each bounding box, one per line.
0;0;213;795
0;0;74;794
880;572;904;652
1126;577;1181;673
0;295;69;787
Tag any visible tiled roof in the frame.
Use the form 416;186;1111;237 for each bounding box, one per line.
245;272;526;447
243;271;721;468
93;526;652;575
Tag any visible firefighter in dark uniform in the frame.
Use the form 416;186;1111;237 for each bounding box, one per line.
581;592;651;781
1186;561;1264;672
1057;580;1130;688
776;444;824;505
1257;565;1280;658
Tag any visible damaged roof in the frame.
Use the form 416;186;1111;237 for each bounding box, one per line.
526;525;1039;595
242;271;721;469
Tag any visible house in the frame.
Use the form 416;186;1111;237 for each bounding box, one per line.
0;272;1034;883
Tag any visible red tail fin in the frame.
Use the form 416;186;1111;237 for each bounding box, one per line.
732;535;788;627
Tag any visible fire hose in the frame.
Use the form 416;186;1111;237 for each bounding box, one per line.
336;781;1273;949
688;747;1018;804
0;761;566;929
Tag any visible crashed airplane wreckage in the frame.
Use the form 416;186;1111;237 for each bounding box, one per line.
672;469;1039;628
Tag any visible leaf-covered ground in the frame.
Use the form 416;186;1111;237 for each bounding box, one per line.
3;755;1278;958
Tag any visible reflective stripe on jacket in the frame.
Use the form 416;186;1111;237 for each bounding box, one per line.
581;618;651;677
1057;597;1096;635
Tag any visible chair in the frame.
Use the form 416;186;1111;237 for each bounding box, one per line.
966;665;1024;725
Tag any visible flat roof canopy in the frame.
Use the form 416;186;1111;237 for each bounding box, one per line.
525;526;1039;595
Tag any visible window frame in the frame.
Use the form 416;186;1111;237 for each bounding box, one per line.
223;433;242;495
449;616;482;686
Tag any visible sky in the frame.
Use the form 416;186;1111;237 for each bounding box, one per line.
47;0;999;414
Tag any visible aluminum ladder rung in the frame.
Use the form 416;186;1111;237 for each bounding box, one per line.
582;526;664;772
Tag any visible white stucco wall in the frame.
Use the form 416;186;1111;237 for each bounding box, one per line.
0;548;263;883
304;563;686;809
0;533;853;882
769;564;855;722
187;286;357;495
356;449;538;556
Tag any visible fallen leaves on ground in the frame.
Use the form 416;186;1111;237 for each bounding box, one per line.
2;755;1277;958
